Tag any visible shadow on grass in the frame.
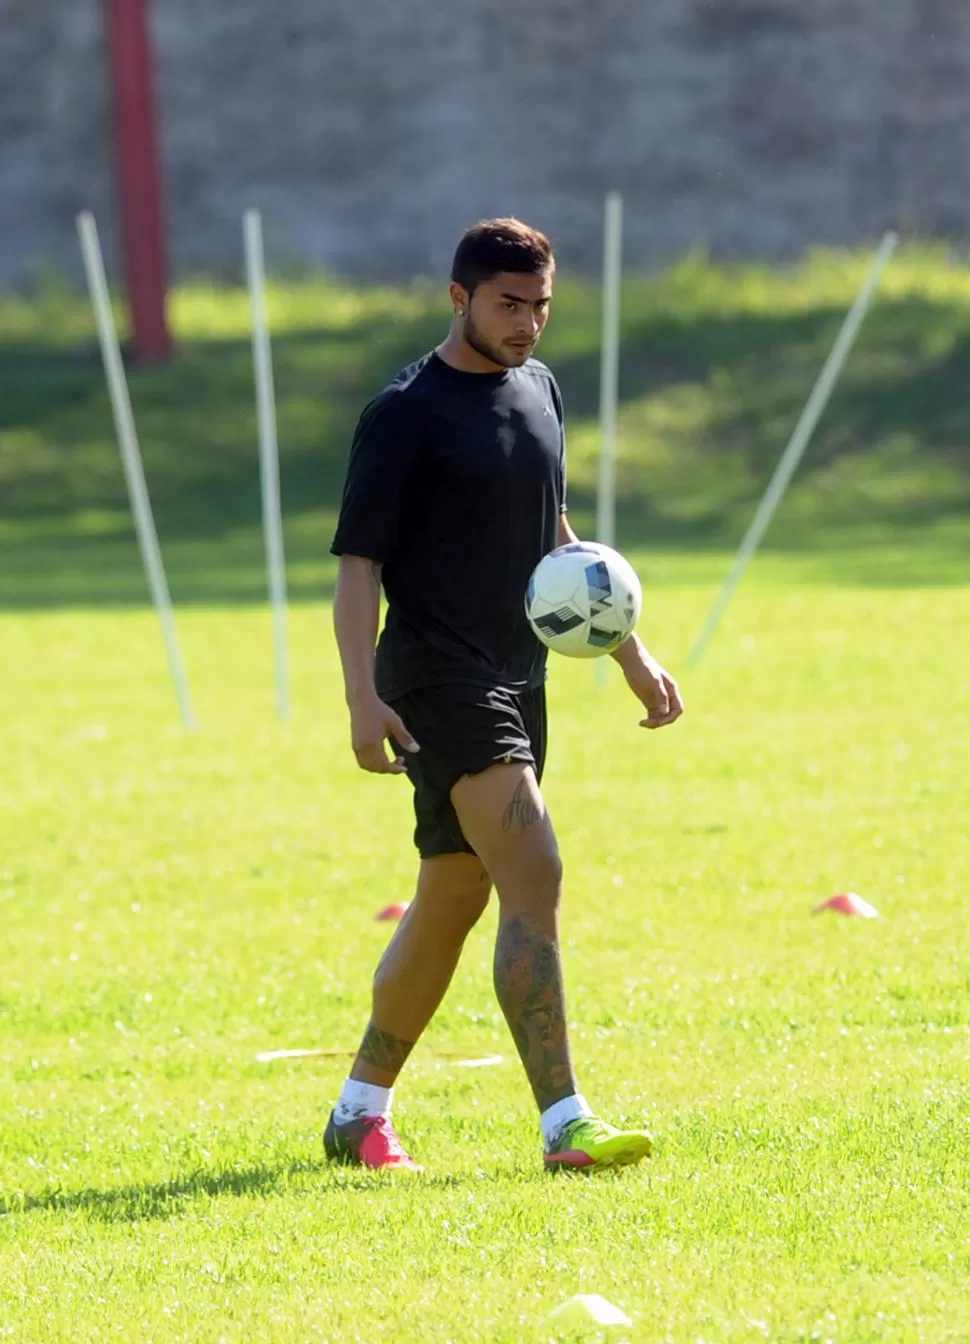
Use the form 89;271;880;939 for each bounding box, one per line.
2;1159;463;1224
1;498;967;612
2;278;969;607
0;521;341;610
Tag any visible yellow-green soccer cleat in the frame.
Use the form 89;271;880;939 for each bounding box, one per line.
544;1116;653;1173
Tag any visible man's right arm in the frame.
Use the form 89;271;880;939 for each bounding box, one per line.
333;554;419;775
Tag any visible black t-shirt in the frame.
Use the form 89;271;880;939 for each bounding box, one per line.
331;351;567;699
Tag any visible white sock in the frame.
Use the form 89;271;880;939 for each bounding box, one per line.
540;1093;594;1148
334;1079;393;1125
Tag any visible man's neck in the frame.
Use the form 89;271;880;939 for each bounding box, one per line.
436;325;506;374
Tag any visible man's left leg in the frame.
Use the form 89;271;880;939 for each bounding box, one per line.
451;761;653;1173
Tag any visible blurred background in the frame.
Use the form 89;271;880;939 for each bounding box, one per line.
1;0;968;612
4;0;970;283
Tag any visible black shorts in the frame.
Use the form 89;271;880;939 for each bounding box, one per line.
387;685;547;859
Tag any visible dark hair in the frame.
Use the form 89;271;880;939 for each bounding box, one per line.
451;218;555;295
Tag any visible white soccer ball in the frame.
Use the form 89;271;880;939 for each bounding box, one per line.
525;542;643;659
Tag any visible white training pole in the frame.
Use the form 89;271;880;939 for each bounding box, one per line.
596;191;623;687
686;230;899;670
244;209;290;720
597;191;623;550
76;212;197;731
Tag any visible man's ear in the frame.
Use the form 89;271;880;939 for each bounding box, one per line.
449;282;470;316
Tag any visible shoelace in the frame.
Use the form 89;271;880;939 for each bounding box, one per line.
555;1118;606;1147
360;1115;407;1158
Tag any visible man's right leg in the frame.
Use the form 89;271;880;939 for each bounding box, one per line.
351;852;491;1085
325;852;491;1169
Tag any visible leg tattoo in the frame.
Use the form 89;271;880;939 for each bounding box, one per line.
357;1023;416;1076
501;779;543;833
493;913;575;1111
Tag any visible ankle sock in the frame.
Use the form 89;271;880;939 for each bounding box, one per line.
334;1079;393;1125
540;1093;593;1148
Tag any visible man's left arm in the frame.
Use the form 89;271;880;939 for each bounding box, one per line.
557;514;684;730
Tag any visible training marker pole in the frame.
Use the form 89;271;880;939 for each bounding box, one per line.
686;230;899;670
596;191;623;688
244;209;291;720
77;211;197;730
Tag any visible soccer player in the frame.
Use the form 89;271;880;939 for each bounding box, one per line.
326;218;683;1173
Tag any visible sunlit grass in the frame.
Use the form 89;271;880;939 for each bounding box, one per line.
2;244;969;563
1;561;969;1340
2;246;970;1339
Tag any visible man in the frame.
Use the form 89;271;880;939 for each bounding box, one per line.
327;218;683;1174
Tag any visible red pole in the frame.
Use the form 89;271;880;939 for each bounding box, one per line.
104;0;171;363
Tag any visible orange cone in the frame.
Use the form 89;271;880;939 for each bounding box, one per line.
375;901;410;922
812;891;879;918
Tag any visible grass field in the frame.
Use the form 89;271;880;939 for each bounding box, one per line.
2;560;969;1342
2;244;970;609
2;252;970;1340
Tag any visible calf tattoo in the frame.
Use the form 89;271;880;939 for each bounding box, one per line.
501;779;543;833
493;914;575;1111
357;1023;415;1075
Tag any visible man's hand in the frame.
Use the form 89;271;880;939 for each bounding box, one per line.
614;638;685;730
349;695;420;774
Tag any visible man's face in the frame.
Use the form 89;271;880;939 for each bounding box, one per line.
454;270;554;369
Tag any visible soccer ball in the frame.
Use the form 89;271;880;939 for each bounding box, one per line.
525;542;642;659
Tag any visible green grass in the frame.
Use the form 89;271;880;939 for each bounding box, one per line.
1;245;969;610
2;254;970;1339
2;563;969;1341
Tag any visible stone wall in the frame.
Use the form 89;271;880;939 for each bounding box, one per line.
2;0;969;288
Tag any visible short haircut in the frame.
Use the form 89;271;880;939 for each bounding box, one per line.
451;218;555;295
